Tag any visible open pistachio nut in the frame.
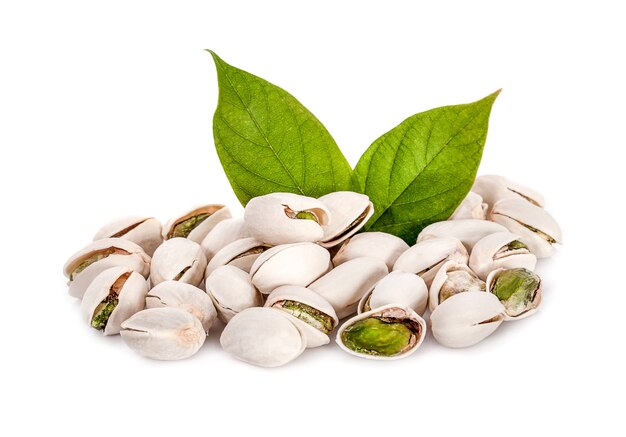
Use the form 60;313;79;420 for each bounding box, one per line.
205;237;272;277
150;238;207;287
81;266;148;335
243;193;330;245
163;204;231;243
416;219;508;251
490;199;562;258
336;304;426;360
428;261;486;312
146;281;217;332
332;231;409;270
486;268;542;320
265;285;338;348
317;191;373;248
120;307;206;361
220;307;307;367
450;191;488;220
93;216;163;256
200;218;250;261
249;242;331;294
309;256;388;319
64;238;151;299
430;291;506;348
473;175;545;212
392;237;468;286
358;271;428;315
205;265;263;323
469;231;537;280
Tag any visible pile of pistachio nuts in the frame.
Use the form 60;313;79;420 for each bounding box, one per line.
63;175;562;367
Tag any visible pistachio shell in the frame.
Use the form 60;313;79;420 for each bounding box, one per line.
490;199;562;258
200;218;250;261
428;261;485;312
486;268;542;320
392;237;468;286
332;232;409;270
358;271;428;315
93;216;163;256
250;242;331;294
205;237;272;277
205;265;263;323
450;191;488;220
416;219;508;251
336;304;426;360
150;238;207;287
244;193;330;245
473;175;545;212
146;281;217;331
220;307;306;367
163;204;231;243
469;232;537;280
265;285;338;348
309;257;388;319
81;266;148;335
430;291;505;348
64;238;151;299
318;191;374;248
120;307;206;360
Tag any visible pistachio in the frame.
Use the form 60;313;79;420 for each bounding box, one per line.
416;219;508;251
450;191;487;220
150;238;207;287
332;231;409;270
473;175;545;212
163;204;231;243
429;261;485;312
93;216;163;256
205;237;272;277
487;268;542;320
120;307;206;360
205;265;263;323
469;231;537;280
146;281;217;331
200;218;250;261
358;271;428;315
317;191;374;248
336;305;426;360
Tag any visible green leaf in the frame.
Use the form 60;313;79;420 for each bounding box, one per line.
208;51;353;206
353;91;500;244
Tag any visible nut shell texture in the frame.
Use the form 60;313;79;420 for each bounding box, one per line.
358;271;428;315
205;265;263;323
93;216;163;256
200;218;250;261
469;232;537;280
150;238;207;287
417;220;508;251
146;281;217;331
332;232;409;270
163;204;231;243
318;191;374;248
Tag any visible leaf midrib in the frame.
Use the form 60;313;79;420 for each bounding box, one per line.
220;62;305;195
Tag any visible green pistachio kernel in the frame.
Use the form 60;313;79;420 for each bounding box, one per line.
490;268;541;317
284;207;320;223
70;248;128;281
278;300;335;334
172;213;210;238
91;297;119;330
506;240;528;251
341;317;416;357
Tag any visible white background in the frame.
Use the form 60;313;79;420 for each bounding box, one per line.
1;1;623;435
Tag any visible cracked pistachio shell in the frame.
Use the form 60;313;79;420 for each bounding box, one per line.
309;257;388;319
428;261;485;312
205;265;263;323
416;219;508;251
146;281;217;331
490;199;562;259
81;266;148;335
265;285;338;348
150;238;207;287
317;191;374;248
120;307;206;361
430;291;505;348
243;193;330;245
220;307;306;367
63;238;151;299
332;232;409;270
469;232;537;280
200;218;250;261
392;237;468;286
486;268;542;320
205;237;272;277
249;242;331;294
336;304;426;360
450;191;488;220
358;271;428;315
93;216;163;256
473;175;545;212
163;204;231;243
